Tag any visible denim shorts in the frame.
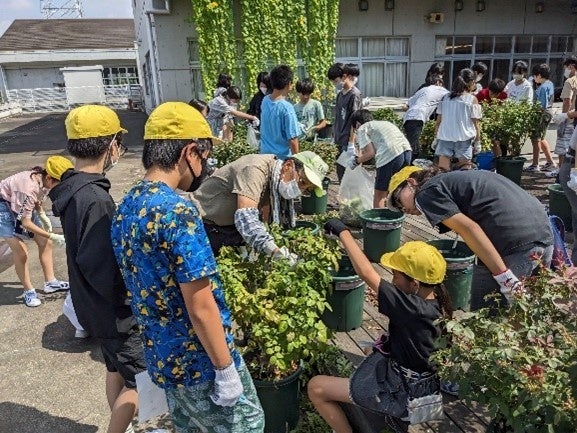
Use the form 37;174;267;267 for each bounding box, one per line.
435;138;474;160
375;150;412;191
165;360;264;433
0;201;41;240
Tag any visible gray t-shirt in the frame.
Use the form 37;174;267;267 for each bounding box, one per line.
334;86;362;150
415;170;552;256
192;154;276;226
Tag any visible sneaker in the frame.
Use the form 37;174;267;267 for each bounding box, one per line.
546;169;559;178
43;279;70;293
441;380;460;397
124;424;135;433
24;289;41;307
523;164;540;172
541;162;557;172
75;329;90;339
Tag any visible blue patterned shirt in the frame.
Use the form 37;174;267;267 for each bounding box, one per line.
111;180;240;389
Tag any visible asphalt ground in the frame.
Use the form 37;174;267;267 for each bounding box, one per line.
0;110;563;433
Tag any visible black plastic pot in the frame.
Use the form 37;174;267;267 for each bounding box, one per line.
495;156;526;185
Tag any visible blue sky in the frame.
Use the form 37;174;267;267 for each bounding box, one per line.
0;0;134;37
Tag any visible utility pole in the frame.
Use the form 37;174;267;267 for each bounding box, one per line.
40;0;84;19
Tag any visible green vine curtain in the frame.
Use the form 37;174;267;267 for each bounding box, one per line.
190;0;339;102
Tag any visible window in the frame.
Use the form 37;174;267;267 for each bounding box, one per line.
102;66;140;86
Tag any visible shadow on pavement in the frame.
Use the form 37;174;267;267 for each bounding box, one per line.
0;283;25;306
0;402;99;433
41;315;104;362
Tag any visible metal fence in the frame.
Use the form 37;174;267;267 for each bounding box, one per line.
6;84;143;113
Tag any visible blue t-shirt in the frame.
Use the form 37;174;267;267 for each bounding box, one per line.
260;95;300;159
111;180;240;389
535;80;554;109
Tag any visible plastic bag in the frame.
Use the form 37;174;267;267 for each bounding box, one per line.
338;166;374;227
247;124;260;149
0;240;13;274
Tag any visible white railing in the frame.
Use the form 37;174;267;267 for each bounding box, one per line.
6;84;143;113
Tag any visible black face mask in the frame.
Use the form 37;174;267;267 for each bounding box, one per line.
186;156;213;192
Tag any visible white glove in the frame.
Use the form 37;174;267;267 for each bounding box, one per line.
493;269;524;305
568;168;577;192
347;155;359;170
252;118;260;128
210;363;243;407
431;139;439;151
362;97;371;107
473;140;482;155
38;211;52;232
49;233;66;247
346;142;356;153
554;112;569;124
272;246;298;266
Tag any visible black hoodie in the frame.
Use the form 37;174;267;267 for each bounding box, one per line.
49;170;133;339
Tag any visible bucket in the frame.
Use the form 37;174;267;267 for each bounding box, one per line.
359;209;406;262
254;365;303;433
292;220;319;235
475;151;495;171
548;183;573;232
426;239;476;311
301;177;330;215
495;156;526;185
322;255;366;331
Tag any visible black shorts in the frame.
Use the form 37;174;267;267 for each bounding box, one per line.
100;327;146;389
375;150;412;191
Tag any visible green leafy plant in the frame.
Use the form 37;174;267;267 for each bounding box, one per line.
432;265;577;432
371;108;404;130
481;100;543;157
218;225;341;380
419;120;437;157
299;139;339;173
212;122;256;167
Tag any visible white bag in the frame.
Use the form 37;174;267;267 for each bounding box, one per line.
246;125;260;149
63;291;84;332
0;240;13;274
338;166;375;227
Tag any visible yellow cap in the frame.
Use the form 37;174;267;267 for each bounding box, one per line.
45;156;74;181
144;101;219;142
65;105;127;139
386;166;422;210
380;241;446;284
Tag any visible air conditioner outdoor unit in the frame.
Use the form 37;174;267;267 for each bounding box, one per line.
146;0;170;14
429;12;444;23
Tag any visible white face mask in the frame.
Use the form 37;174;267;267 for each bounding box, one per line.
334;81;344;92
259;86;267;95
475;74;483;83
564;68;571;79
512;74;523;81
278;179;301;200
352;77;358;86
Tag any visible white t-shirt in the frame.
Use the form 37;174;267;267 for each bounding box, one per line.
404;85;449;123
436;93;482;142
504;79;534;102
356;121;411;168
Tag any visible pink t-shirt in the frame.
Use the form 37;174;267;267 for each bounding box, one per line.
0;170;42;218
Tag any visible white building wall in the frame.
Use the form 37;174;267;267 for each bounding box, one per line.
5;67;64;89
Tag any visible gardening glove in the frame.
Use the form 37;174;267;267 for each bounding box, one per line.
347;155;359;170
493;268;524;305
324;218;350;237
38;211;52;232
553;112;569;124
210;363;243;407
431;139;439;151
346;141;356;153
473;140;482;155
48;233;66;247
272;246;298;266
251;118;260;128
567;168;577;192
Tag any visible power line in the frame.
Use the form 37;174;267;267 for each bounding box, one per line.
40;0;84;19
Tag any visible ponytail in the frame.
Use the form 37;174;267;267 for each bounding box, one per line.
432;283;453;320
450;68;475;99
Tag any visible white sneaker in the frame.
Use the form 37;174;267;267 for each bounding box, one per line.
75;329;89;338
43;279;70;293
546;169;559;178
24;290;41;307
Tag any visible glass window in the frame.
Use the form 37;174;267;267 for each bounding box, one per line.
188;39;200;62
386;38;408;57
362;38;385;57
450;60;471;83
336;39;358;57
532;36;549;53
514;36;531;54
453;36;473;55
385;63;406;97
361;63;384;96
476;36;493;55
494;37;512;54
551;36;568;53
493;59;511;81
437;37;452;56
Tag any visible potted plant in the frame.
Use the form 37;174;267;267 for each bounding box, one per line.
371;107;404;130
481;100;542;184
432;265;577;432
217;224;341;433
212;122;257;167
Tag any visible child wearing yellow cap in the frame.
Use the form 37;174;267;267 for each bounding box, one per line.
308;219;453;432
0;156;72;307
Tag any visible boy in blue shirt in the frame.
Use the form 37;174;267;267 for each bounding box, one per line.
260;65;300;159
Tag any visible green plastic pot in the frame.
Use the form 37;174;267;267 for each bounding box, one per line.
300;177;330;215
360;209;406;262
495;156;526;185
254;365;303;433
548;183;572;231
292;220;319;235
322;255;366;331
426;239;476;311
